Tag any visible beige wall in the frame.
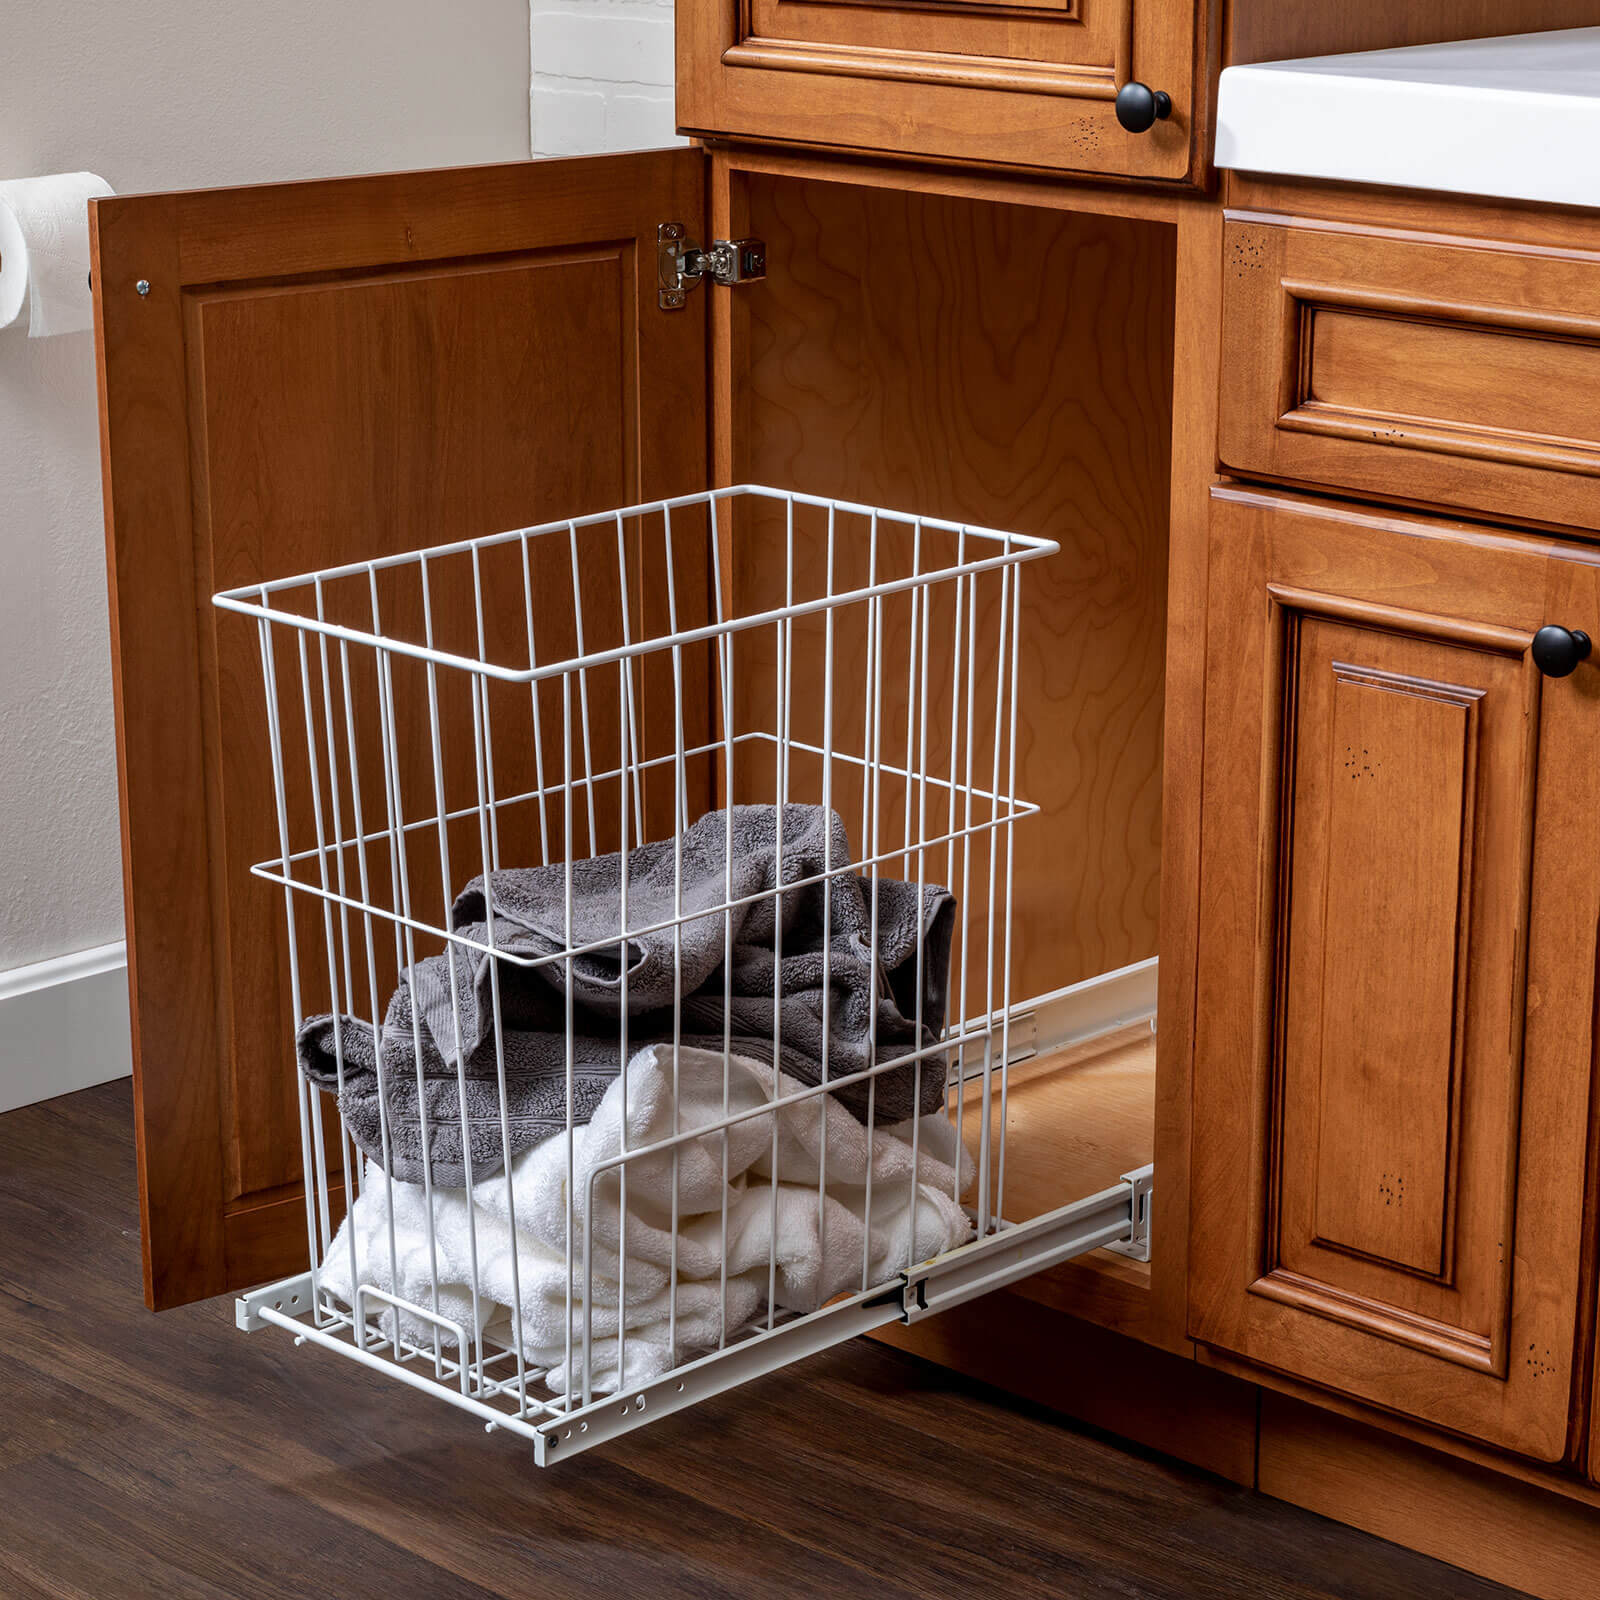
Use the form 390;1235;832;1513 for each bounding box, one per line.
0;1;531;974
0;2;531;1104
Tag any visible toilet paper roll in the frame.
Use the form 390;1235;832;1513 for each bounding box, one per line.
0;172;114;338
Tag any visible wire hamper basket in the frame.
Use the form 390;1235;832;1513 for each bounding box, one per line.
216;483;1150;1462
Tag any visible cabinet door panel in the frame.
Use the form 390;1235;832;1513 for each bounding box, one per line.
1190;489;1599;1460
1269;607;1532;1366
92;150;709;1309
678;0;1201;181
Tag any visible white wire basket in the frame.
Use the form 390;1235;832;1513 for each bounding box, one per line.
216;484;1141;1463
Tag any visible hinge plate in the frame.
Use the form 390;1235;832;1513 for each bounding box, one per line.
658;223;766;309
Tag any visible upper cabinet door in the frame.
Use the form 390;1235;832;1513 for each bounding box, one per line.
678;0;1203;181
1189;489;1600;1462
92;150;709;1309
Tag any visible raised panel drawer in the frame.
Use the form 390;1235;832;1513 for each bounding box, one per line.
1219;215;1600;534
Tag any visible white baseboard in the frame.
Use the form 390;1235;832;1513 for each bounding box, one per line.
0;940;133;1114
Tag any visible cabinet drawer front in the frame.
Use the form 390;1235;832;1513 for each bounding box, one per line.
1190;489;1600;1460
678;0;1199;181
1220;217;1600;532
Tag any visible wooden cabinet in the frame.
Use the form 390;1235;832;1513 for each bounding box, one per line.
677;0;1205;181
1189;487;1600;1461
93;148;1204;1331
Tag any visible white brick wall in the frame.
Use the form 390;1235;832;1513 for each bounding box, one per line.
530;0;685;156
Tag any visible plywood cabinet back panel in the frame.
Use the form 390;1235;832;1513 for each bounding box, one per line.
730;174;1177;1008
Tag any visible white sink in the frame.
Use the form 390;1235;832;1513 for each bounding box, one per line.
1216;28;1600;210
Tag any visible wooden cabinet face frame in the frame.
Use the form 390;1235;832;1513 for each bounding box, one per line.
1189;487;1600;1462
677;0;1207;181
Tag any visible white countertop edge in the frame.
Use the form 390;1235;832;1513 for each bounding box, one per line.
1216;63;1600;212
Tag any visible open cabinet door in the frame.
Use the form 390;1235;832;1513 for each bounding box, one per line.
91;149;709;1309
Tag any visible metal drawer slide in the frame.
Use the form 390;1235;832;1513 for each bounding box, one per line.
240;1163;1153;1465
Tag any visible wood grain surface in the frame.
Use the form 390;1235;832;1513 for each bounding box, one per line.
677;0;1204;181
1226;2;1600;67
1189;487;1600;1462
733;172;1176;1011
1219;215;1600;534
92;150;710;1309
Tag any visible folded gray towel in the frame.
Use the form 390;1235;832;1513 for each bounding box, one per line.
298;805;956;1187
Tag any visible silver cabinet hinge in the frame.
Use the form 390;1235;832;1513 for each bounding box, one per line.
658;223;766;309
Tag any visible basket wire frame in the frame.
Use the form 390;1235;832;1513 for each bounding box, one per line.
216;484;1060;1451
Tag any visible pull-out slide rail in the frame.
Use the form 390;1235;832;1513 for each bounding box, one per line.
238;1164;1153;1465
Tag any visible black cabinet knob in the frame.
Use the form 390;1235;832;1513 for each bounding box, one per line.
1115;82;1172;133
1532;624;1592;678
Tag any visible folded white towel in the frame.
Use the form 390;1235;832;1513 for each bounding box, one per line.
320;1043;976;1397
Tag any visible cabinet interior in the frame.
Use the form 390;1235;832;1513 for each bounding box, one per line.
728;171;1177;1242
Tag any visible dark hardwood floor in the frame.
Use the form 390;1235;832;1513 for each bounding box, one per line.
0;1079;1526;1600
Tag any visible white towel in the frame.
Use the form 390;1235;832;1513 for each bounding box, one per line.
319;1043;976;1396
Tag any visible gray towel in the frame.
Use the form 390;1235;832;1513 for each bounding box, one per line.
298;805;956;1187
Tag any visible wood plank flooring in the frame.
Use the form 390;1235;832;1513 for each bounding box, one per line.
0;1080;1528;1600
